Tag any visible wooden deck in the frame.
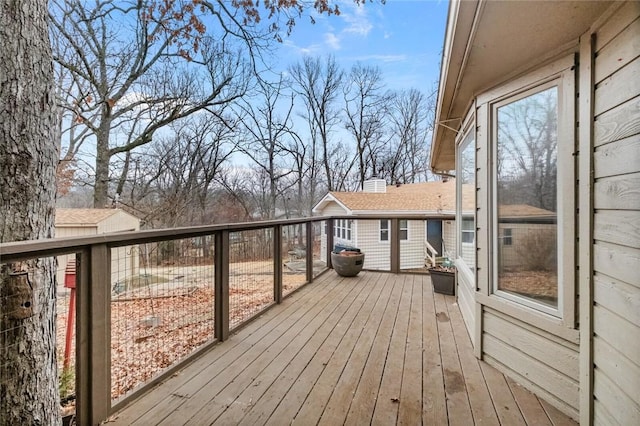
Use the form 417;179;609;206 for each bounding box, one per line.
107;271;577;426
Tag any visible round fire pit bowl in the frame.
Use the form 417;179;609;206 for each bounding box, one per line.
331;251;365;277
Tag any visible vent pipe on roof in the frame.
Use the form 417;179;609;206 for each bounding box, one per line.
362;179;387;193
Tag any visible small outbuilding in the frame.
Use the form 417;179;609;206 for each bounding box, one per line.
55;208;141;288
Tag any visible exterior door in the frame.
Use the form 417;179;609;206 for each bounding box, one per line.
426;220;443;255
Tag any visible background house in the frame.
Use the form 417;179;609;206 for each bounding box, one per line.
55;208;141;288
430;1;639;423
497;204;557;271
313;179;459;270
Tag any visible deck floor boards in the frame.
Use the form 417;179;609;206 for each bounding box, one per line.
108;271;577;426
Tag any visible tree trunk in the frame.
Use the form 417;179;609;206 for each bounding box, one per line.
94;118;112;208
0;1;61;424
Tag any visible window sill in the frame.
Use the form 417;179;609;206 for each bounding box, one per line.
475;292;579;344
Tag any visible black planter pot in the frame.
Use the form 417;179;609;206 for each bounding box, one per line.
429;269;455;295
331;251;365;277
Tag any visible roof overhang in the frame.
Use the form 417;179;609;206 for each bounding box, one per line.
430;0;612;172
311;193;351;215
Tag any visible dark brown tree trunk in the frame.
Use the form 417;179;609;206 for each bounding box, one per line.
0;0;61;424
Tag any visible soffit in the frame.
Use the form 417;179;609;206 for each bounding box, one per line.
431;0;612;172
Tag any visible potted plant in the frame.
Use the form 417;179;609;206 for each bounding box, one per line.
331;245;365;277
428;258;455;295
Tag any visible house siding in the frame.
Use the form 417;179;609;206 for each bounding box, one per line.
318;203;350;263
591;5;640;424
55;226;96;287
354;219;390;271
442;220;456;259
55;210;141;289
481;308;580;418
399;220;426;270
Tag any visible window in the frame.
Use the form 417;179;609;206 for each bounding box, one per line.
334;220;352;241
380;220;389;241
399;220;408;241
502;228;512;246
493;82;562;313
461;218;475;244
457;129;476;271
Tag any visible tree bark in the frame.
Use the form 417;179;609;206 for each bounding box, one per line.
0;1;61;424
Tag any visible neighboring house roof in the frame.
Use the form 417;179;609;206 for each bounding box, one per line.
313;180;466;215
314;181;552;220
55;208;139;227
498;204;556;222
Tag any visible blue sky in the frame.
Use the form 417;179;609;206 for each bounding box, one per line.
274;0;449;92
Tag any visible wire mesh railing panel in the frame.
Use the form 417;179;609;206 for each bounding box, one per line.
1;257;69;412
282;224;307;296
56;256;77;417
110;237;215;400
312;221;327;279
228;229;274;330
351;219;391;272
399;219;430;273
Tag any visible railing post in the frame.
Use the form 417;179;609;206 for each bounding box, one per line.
274;225;283;304
214;230;229;342
326;219;334;269
306;221;314;283
76;245;111;425
391;218;400;273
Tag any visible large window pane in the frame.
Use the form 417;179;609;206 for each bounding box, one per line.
496;86;558;308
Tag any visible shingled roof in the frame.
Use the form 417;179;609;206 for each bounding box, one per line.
55;208;138;226
314;180;555;218
313;180;465;214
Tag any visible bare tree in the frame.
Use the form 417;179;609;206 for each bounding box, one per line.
343;63;389;188
378;88;433;183
0;1;61;423
50;0;253;207
289;55;344;191
122;115;236;227
233;76;300;219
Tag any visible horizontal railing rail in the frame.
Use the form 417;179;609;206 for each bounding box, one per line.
0;214;439;425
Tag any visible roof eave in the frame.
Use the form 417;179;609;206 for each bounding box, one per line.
430;0;479;173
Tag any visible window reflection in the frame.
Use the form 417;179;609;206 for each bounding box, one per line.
496;86;558;307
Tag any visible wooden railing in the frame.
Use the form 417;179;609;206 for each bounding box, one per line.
0;214;446;425
424;241;439;268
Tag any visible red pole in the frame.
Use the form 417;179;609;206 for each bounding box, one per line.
64;288;75;370
63;260;76;370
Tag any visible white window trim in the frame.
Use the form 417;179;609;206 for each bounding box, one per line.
399;219;409;241
456;117;477;281
334;219;353;242
488;62;575;322
379;219;390;243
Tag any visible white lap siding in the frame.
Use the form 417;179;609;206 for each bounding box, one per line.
591;4;640;424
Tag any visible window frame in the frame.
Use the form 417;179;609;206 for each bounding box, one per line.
461;218;475;244
399;219;409;241
379;219;389;242
488;65;575;321
456;117;477;285
502;228;512;246
334;219;352;242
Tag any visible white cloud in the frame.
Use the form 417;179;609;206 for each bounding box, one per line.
341;5;373;37
283;39;323;56
324;32;341;50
